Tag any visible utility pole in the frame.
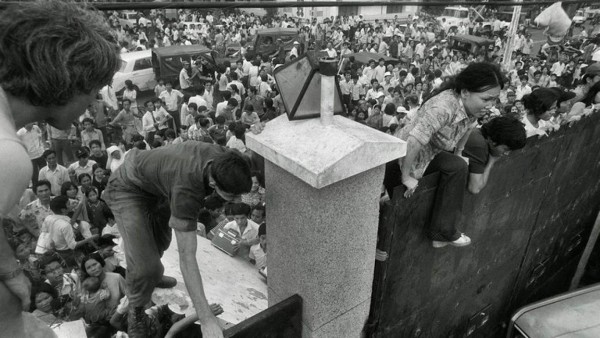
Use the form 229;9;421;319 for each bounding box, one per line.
501;0;522;71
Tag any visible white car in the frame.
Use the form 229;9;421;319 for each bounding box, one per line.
573;10;586;25
118;11;138;29
112;50;156;94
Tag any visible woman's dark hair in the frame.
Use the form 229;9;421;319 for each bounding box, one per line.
210;151;252;195
383;103;396;116
77;173;92;184
92;163;105;174
0;0;120;106
581;81;600;107
481;116;527;151
60;182;77;197
230;202;252;216
30;282;59;311
427;62;504;104
80;252;106;277
522;88;558;117
84;186;99;198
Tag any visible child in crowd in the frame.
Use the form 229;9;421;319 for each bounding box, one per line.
86;187;112;235
80;276;113;324
249;223;267;271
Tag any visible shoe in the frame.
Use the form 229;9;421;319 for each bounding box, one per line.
127;306;148;338
156;275;177;288
432;234;471;248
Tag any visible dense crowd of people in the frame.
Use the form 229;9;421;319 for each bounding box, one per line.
2;1;600;337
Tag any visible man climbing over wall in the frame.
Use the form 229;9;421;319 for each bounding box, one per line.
461;116;527;194
104;142;254;338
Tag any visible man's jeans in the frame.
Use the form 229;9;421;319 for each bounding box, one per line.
105;165;172;308
384;151;468;242
51;138;74;166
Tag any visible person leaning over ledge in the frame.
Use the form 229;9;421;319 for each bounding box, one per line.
462;116;527;195
384;62;504;249
0;1;120;337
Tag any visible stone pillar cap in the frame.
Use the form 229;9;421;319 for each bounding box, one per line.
247;115;406;189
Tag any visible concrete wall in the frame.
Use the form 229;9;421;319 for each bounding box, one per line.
368;113;600;338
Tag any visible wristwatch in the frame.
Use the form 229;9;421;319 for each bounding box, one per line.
0;267;23;281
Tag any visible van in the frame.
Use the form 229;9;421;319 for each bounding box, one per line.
112;50;156;94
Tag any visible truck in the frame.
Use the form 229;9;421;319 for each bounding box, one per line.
436;5;510;35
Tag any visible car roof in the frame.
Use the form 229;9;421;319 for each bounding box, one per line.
451;34;494;45
152;45;212;57
444;6;469;11
120;50;152;61
256;28;298;36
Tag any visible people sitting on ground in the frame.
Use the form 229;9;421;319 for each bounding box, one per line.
249;223;267;271
223;202;260;260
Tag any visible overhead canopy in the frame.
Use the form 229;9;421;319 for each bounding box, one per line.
152;45;212;58
341;52;399;65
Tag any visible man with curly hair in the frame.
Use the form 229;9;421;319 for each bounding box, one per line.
0;1;120;336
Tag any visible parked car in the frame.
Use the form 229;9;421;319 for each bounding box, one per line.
448;34;495;55
117;11;138;29
506;283;600;338
112;50;156;94
245;28;299;59
573;9;587;25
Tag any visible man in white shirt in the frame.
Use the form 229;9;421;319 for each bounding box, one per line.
179;61;192;92
68;148;96;179
17;123;45;186
374;58;387;84
188;86;209;109
223;203;259;260
38;150;70;197
158;82;184;132
551;56;567;77
43;196;98;266
100;84;119;113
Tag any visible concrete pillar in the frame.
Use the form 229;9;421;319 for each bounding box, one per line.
247;114;405;337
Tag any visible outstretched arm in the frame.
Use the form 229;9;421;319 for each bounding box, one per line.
172;217;223;338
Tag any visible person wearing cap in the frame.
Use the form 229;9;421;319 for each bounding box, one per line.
68;147;97;179
290;41;300;58
381;71;396;94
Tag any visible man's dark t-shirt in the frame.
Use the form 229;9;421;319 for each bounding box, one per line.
115;141;226;222
462;128;489;174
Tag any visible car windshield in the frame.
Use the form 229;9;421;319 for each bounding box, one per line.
118;60;127;73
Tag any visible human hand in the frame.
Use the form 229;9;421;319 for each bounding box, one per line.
375;249;388;262
3;271;31;310
210;303;224;316
200;316;224;338
116;296;129;315
402;176;419;198
250;122;266;135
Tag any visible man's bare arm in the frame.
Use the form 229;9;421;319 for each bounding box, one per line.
172;217;223;338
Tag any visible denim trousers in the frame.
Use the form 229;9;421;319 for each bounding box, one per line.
105;173;172;308
383;151;468;242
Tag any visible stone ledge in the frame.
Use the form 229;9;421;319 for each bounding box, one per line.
247;115;406;189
